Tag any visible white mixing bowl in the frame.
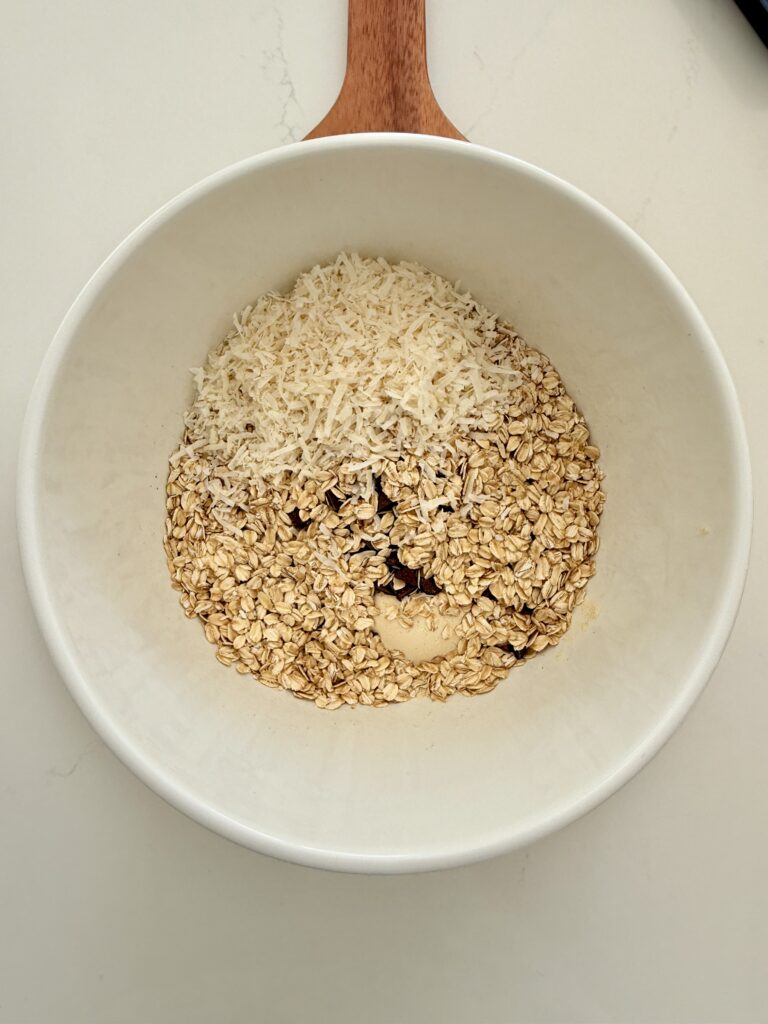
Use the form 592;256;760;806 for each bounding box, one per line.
18;135;751;872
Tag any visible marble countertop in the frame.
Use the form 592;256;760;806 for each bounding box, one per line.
2;2;766;1021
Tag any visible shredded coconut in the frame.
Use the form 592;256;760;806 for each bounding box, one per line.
183;253;523;493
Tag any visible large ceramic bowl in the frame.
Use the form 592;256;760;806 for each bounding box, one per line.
18;134;751;872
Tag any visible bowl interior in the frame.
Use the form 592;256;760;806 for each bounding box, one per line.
21;136;749;870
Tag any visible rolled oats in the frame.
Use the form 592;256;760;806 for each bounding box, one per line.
165;323;604;709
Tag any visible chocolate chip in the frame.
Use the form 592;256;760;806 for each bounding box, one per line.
325;490;343;511
375;579;417;601
503;644;529;660
385;550;405;570
379;549;441;598
395;565;419;588
377;491;394;513
383;550;418;586
420;575;441;596
373;476;395;513
288;508;307;530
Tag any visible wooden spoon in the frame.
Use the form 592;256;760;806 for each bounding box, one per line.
305;0;464;141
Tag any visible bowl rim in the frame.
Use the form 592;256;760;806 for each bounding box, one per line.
17;132;753;873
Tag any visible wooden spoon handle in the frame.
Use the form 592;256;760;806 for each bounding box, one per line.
305;0;464;140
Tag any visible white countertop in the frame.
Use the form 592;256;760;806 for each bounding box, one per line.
2;2;767;1021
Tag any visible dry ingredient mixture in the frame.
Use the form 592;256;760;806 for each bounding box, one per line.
165;253;605;708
